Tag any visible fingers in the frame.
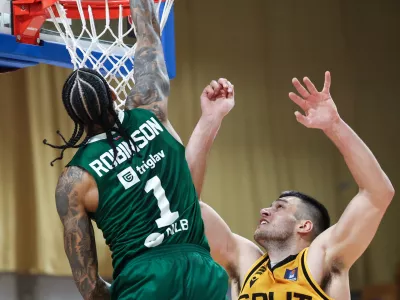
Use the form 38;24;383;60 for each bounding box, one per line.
303;77;318;95
204;78;234;100
201;85;215;100
227;84;234;98
289;92;307;111
210;80;221;95
221;79;234;98
295;72;331;95
294;111;311;127
218;78;233;94
205;79;224;100
292;78;310;98
322;71;331;94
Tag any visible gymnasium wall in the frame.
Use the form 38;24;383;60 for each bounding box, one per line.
0;0;399;297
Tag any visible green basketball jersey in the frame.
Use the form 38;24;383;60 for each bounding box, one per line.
68;109;210;278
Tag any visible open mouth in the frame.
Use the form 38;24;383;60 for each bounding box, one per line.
259;219;268;225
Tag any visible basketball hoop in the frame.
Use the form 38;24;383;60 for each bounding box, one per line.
45;0;174;112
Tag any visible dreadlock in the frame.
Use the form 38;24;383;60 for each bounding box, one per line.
44;68;138;166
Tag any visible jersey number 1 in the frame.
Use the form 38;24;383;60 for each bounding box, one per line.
144;176;179;248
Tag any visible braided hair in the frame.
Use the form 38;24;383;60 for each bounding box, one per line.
44;68;137;166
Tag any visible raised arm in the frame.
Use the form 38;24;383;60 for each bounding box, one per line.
289;72;395;272
126;0;169;122
56;167;110;300
186;78;234;196
322;117;394;268
185;79;263;287
200;202;263;288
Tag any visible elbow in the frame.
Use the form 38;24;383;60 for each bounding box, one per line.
381;185;395;208
199;200;206;209
386;183;395;201
155;73;170;99
381;176;395;203
161;78;170;97
186;158;194;174
360;179;395;207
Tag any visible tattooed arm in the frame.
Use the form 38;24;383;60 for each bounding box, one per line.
125;0;170;123
56;167;110;300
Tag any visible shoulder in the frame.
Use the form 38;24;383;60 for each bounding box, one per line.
125;104;167;123
55;166;91;217
56;166;86;196
123;108;162;125
233;234;264;283
124;107;156;117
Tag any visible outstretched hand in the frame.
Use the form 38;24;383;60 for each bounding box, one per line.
289;71;340;130
201;78;235;119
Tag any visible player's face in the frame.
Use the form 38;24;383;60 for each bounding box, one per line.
254;197;299;244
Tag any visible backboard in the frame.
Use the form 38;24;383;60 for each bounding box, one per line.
0;0;176;78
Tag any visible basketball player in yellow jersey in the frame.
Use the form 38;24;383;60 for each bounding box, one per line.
184;72;395;300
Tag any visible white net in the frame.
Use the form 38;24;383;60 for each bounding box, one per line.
46;0;174;112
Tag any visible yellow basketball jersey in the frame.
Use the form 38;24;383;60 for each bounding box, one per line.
238;248;333;300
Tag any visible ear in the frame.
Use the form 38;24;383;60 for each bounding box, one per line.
297;220;313;235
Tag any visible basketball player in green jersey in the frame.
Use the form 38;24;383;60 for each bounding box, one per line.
43;0;235;299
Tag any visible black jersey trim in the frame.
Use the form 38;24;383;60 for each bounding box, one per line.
301;251;329;300
240;255;269;293
268;254;298;272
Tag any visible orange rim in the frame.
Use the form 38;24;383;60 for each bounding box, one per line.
56;0;166;19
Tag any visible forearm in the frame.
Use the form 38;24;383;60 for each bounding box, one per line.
186;115;222;196
90;277;111;300
130;0;160;46
130;0;160;37
64;221;107;299
56;167;110;300
126;0;169;120
73;274;110;300
324;118;394;199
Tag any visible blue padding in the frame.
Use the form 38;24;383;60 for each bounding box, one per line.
0;3;176;78
159;1;176;79
0;33;78;69
0;56;37;68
